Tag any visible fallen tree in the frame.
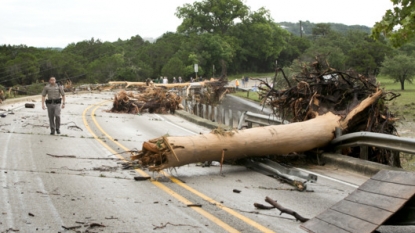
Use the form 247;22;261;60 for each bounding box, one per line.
131;90;383;171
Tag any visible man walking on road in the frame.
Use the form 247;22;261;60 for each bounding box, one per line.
42;77;65;135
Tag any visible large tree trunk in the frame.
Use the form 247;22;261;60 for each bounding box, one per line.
131;91;383;171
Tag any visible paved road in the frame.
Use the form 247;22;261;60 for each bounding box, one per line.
0;92;409;232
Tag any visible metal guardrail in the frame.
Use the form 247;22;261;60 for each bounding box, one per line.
331;131;415;155
237;111;289;129
238;112;415;155
238;111;415;158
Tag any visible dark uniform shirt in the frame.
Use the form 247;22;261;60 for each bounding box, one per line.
42;84;65;99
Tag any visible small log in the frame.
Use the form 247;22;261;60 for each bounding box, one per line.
265;196;309;222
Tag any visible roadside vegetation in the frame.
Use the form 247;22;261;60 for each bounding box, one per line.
377;75;415;121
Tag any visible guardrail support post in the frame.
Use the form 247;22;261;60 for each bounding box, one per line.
360;146;368;160
221;107;226;125
229;109;233;127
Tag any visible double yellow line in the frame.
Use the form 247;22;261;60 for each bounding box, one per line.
82;101;275;233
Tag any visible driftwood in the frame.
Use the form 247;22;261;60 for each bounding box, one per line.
109;78;229;115
263;196;309;222
110;88;183;114
254;198;309;223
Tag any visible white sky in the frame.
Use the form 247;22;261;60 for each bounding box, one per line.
0;0;394;48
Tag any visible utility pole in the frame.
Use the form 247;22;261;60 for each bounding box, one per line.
300;21;303;38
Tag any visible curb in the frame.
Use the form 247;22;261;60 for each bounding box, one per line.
322;153;403;176
174;110;231;130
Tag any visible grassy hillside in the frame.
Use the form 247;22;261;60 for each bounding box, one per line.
376;75;415;121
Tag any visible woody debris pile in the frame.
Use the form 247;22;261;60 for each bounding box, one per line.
128;57;401;171
110;88;183;114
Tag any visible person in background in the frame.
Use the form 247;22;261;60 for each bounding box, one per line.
173;77;177;83
235;79;240;90
41;77;65;135
241;76;245;88
244;76;249;87
163;76;168;84
178;76;182;83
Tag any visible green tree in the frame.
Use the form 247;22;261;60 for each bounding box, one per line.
5;53;39;85
176;0;249;76
372;0;415;47
87;54;124;83
44;53;87;83
176;0;249;35
161;57;185;78
381;54;415;90
302;45;346;71
312;23;332;37
278;35;311;67
230;8;289;72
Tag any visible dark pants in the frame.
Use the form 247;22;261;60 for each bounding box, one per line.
46;103;61;132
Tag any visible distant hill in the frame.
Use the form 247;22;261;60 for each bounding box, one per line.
278;21;372;36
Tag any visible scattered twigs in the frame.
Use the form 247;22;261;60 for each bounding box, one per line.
89;223;106;228
22;123;49;128
46;153;76;158
264;196;309;223
152;222;199;230
46;153;120;161
62;121;83;131
278;67;292;88
62;225;82;230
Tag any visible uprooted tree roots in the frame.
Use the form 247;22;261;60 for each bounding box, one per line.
110;88;183;114
255;58;400;166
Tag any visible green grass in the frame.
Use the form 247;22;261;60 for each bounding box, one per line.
232;90;261;102
227;72;274;80
377;75;415;121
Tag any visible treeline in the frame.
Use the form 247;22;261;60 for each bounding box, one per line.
0;0;401;90
279;21;372;36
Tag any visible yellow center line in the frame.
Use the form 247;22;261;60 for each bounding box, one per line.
88;101;276;233
82;102;239;233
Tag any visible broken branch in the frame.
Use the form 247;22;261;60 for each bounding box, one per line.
265;196;309;222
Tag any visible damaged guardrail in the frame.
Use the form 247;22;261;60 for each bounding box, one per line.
238;112;415;156
331;131;415;155
237;111;289;129
242;158;317;191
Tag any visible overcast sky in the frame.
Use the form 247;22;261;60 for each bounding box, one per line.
1;0;394;48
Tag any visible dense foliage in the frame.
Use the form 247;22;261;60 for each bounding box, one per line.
372;0;415;47
0;0;412;91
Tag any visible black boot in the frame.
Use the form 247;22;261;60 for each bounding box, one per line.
56;129;60;134
50;130;55;135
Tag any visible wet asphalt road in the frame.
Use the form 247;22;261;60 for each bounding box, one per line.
0;92;412;233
